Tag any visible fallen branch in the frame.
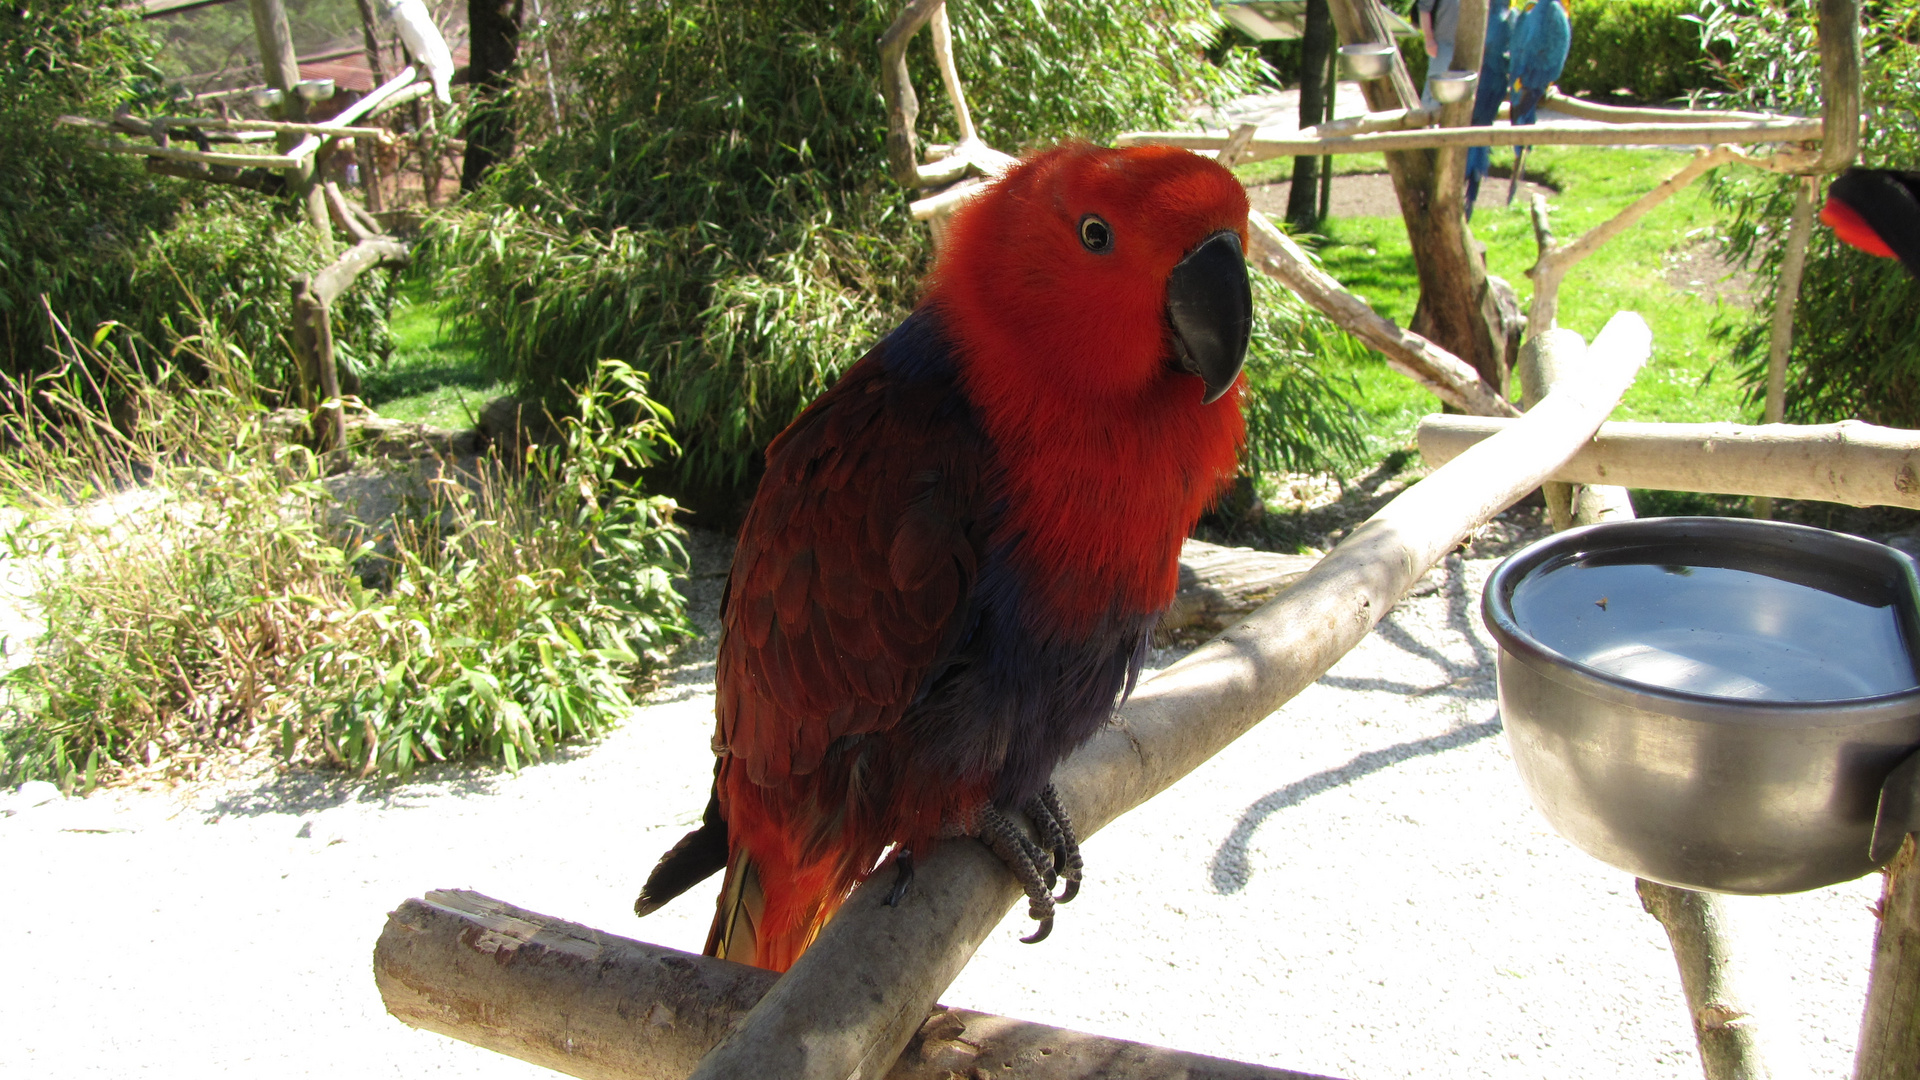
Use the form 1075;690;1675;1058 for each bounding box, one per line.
374;889;1343;1080
1245;211;1518;417
683;313;1651;1080
1114;117;1824;163
1415;416;1920;510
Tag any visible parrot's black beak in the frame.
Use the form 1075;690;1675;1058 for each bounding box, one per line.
1166;230;1253;405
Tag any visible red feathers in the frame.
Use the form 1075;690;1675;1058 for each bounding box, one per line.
931;144;1251;630
1821;196;1896;259
640;143;1253;971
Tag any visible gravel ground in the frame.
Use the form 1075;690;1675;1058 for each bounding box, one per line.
0;525;1887;1079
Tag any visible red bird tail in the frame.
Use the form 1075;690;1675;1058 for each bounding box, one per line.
706;848;852;971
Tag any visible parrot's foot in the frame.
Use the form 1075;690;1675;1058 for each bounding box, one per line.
973;784;1083;944
885;850;915;907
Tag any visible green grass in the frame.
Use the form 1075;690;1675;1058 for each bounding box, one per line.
1258;146;1753;455
361;277;503;429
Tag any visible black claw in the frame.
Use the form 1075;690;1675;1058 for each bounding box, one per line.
1020;917;1054;945
885;850;915;907
1055;877;1079;905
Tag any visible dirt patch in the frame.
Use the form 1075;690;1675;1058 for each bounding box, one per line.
1662;236;1759;308
1246;171;1559;223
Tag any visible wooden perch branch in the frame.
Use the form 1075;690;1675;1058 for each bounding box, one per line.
291;234;409;451
1539;89;1794;126
1415;416;1920;509
82;137;307;170
1526;146;1738;332
61;113;393;143
1856;835;1920;1080
1114;117;1823;163
1636;881;1782;1080
879;0;950;186
683;313;1652;1080
1245;211;1518;418
375;889;1343;1080
141;156;285;194
1314;106;1436;136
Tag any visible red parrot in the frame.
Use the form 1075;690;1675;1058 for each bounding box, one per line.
635;142;1253;972
1820;168;1920;280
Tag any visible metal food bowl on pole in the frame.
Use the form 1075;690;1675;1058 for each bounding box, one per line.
1483;516;1920;895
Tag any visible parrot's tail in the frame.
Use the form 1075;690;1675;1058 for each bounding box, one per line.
706;847;848;971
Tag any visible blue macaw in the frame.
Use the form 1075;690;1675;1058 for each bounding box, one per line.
1505;0;1572;205
1464;0;1512;218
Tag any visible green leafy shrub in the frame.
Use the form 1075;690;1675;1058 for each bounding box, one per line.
130;198;393;396
0;316;687;789
1242;273;1368;475
1560;0;1718;102
1701;0;1920;424
0;0;177;369
430;0;1271;502
0;0;389;398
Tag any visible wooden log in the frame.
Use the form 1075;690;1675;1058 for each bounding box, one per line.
323;182;375;244
311;236;409;305
878;0;949;187
1113;117;1826;162
1162;540;1320;639
1637;882;1778;1080
1310;106;1435;137
1323;0;1510;402
1539;89;1793;126
1415;416;1920;510
1855;834;1920;1080
248;0;325;230
290;276;346;453
82;137;307;170
141;156;285;194
682;313;1651;1080
1814;0;1861;175
1244;210;1519;418
374;889;1343;1080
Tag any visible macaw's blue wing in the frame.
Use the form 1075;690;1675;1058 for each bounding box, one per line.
1467;0;1513;216
1508;0;1571;126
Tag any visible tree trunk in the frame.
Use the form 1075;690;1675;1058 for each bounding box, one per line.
1287;0;1334;229
1326;0;1514;399
461;0;522;192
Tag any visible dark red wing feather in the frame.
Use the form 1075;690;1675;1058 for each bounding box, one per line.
716;346;988;789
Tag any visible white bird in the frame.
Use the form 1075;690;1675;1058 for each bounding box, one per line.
385;0;454;105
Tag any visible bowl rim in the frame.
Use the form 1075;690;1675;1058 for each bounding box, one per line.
1337;42;1399;56
1482;516;1920;726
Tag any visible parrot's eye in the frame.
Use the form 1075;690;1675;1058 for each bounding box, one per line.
1078;214;1113;254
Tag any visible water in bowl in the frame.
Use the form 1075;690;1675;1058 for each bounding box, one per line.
1510;558;1918;701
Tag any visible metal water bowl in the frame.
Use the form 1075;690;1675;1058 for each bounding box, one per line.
1430;69;1478;104
1338;43;1399;81
294;78;336;103
249;87;284;111
1483;517;1920;894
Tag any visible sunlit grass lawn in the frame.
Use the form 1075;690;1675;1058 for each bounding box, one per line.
1241;146;1757;456
362;277;503;429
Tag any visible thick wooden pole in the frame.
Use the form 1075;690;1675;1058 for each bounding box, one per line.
247;0;326;231
1323;0;1511;396
1854;835;1920;1080
375;890;1343;1080
1813;0;1861;175
1415;416;1920;510
1286;0;1334;229
683;313;1651;1080
1637;882;1778;1080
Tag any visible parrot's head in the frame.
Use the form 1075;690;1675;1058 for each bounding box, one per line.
930;142;1253;411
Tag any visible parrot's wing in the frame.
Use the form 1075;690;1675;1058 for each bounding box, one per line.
717;324;990;790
